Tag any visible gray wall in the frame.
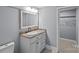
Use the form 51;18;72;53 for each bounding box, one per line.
0;7;19;52
39;7;57;47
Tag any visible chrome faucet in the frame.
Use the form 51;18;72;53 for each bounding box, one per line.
28;27;31;32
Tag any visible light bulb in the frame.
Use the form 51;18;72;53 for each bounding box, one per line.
26;7;31;11
25;7;38;14
31;8;38;13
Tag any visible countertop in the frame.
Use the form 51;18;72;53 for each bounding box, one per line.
20;29;46;38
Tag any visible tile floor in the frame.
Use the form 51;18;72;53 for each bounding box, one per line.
58;38;79;53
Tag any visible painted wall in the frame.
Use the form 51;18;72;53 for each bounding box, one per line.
39;7;57;47
0;7;19;52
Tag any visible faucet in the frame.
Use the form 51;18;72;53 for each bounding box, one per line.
28;27;31;32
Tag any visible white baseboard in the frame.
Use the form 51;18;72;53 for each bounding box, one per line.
45;45;58;53
76;45;79;48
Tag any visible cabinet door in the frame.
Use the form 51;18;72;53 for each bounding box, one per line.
36;41;41;53
30;41;41;53
41;40;46;50
39;33;46;51
30;42;37;53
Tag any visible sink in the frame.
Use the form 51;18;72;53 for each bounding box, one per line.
27;30;43;36
27;31;39;36
21;29;45;38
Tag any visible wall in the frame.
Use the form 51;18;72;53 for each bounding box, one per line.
0;7;19;52
39;7;57;47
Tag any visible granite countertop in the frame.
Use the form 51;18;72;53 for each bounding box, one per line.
20;29;46;38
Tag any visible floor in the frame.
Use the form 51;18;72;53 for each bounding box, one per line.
41;46;58;53
41;48;52;53
58;38;79;53
41;38;79;53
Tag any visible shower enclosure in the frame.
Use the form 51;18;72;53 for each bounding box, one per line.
58;7;78;53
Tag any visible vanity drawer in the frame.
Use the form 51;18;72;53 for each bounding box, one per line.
30;33;46;44
41;39;46;43
30;36;38;44
39;33;46;40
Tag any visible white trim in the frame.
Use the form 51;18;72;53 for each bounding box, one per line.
20;10;39;29
75;7;79;47
56;7;59;53
76;45;79;48
58;6;78;12
20;10;23;29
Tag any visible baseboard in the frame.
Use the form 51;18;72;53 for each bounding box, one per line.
76;45;79;48
45;45;58;53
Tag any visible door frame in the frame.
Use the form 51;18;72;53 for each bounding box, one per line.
57;6;78;52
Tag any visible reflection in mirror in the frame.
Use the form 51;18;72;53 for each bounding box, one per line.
21;9;39;29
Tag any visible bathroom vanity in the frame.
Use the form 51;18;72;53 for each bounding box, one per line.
20;29;46;53
20;9;46;53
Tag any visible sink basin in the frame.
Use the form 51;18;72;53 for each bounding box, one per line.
27;31;38;36
21;29;45;38
27;30;43;36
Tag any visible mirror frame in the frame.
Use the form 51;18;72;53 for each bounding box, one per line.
20;10;39;29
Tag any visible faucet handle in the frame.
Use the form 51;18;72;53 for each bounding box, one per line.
28;27;31;32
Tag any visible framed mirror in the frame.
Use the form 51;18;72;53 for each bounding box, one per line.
20;10;39;29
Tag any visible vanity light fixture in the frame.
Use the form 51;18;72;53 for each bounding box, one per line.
25;7;38;14
25;7;31;11
31;8;38;13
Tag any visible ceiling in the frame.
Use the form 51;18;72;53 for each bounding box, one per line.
13;6;45;10
31;6;45;9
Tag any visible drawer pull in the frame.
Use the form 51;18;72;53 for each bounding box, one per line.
36;42;39;44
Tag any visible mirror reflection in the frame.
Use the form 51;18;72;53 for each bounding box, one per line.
21;8;39;29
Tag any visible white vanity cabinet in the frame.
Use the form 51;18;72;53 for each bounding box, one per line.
20;31;46;53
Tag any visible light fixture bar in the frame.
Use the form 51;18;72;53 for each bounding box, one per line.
25;7;38;14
